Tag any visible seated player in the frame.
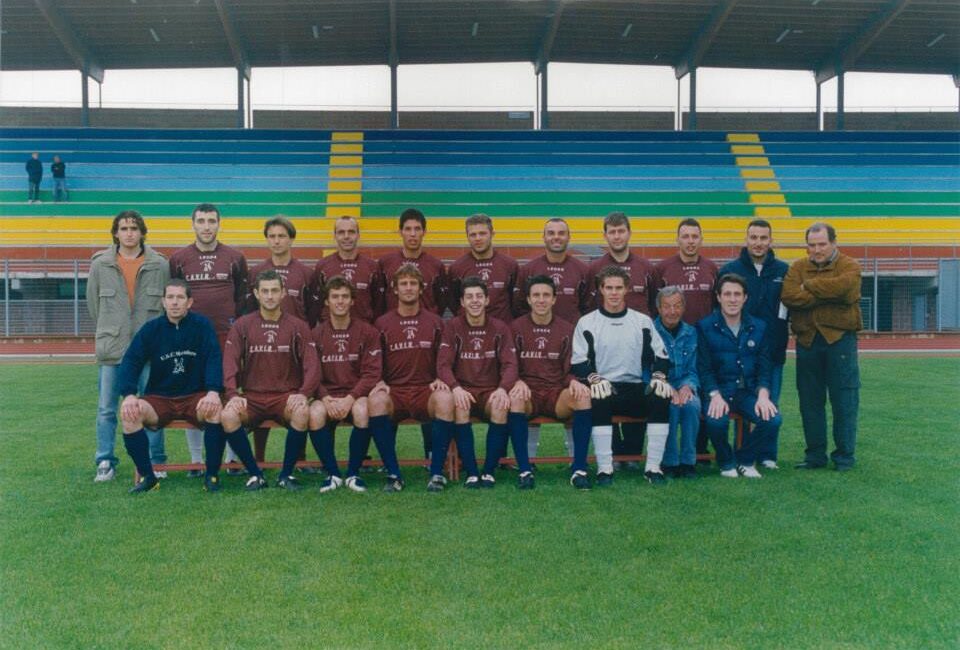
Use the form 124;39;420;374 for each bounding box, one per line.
509;275;593;489
572;266;675;486
368;264;453;491
307;277;385;493
434;276;522;491
221;270;319;491
118;279;245;493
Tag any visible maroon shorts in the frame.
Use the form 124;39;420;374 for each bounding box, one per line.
143;392;208;429
389;384;434;422
462;386;499;420
242;392;294;429
529;386;565;419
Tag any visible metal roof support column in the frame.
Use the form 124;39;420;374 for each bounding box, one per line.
688;68;698;131
80;68;89;127
540;64;549;130
236;68;245;129
836;71;845;131
815;80;822;131
390;64;399;129
954;75;959;112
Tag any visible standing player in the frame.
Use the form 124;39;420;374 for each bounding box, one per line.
369;264;452;490
169;203;248;474
311;215;384;325
87;210;168;482
117;280;238;493
434;277;525;491
719;219;789;468
221;270;320;491
448;213;518;323
509;275;593;489
307;277;384;493
572;266;674;486
586;211;656;466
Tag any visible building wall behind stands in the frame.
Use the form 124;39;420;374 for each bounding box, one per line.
0;106;236;128
683;112;818;131
550;111;674;130
823;111;960;130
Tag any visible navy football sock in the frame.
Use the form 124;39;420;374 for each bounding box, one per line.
309;425;342;477
455;422;479;477
483;421;509;475
203;422;226;478
370;415;401;478
123;428;155;479
429;419;453;477
225;428;262;477
571;409;592;473
346;426;372;477
281;427;307;478
508;412;532;473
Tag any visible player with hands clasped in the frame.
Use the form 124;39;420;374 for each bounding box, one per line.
696;273;782;478
571;266;675;486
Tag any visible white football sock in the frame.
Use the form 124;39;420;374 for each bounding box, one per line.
592;425;613;474
645;422;669;473
185;428;203;463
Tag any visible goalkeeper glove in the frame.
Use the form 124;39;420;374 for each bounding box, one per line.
587;373;614;400
646;372;674;399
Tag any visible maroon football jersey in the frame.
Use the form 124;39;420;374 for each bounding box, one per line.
511;314;576;389
223;311;319;399
375;309;444;387
247;258;314;323
652;253;719;324
448;250;518;323
312;318;382;399
513;254;590;324
587;251;655;315
379;250;448;315
169;242;248;337
312;252;384;324
437;314;518;391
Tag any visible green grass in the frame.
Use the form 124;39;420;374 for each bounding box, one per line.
1;358;958;648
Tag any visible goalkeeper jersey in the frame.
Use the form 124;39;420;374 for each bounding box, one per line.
572;307;669;383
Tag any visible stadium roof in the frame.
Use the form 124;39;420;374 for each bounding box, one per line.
3;0;958;85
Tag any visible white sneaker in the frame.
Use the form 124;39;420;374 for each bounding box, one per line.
738;464;762;479
94;460;115;482
153;469;168;479
760;460;779;470
319;475;344;493
720;468;739;478
344;476;367;493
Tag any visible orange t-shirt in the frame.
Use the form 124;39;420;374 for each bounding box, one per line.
117;253;145;308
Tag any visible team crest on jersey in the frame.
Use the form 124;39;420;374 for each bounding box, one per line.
471;337;484;351
535;336;548;350
264;330;278;344
334;338;349;353
551;272;563;285
478;268;491;281
404;326;418;340
341;267;355;281
200;259;215;273
172;357;186;375
685;269;698;283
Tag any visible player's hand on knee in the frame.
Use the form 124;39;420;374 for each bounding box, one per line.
490;388;510;412
196;391;222;420
508;380;531;402
647;372;675;400
225;396;247;415
587;373;614;400
120;395;142;423
287;393;309;417
707;392;729;419
430;379;450;392
569;379;590;402
452;386;474;411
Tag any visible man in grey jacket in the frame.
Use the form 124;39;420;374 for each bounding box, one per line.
86;210;169;482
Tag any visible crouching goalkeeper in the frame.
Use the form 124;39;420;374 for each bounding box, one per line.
571;266;675;486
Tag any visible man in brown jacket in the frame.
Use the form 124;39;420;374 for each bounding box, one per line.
781;222;862;471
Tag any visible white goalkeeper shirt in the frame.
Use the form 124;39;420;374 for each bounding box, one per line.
572;307;669;383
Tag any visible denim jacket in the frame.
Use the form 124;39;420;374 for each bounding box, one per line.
652;317;699;391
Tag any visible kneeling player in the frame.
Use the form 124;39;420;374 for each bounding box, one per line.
118;279;247;493
435;276;524;490
509;275;593;489
369;263;453;491
572;266;675;486
221;270;319;491
307;277;385;493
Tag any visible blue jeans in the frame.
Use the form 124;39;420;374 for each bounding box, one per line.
28;180;40;201
796;332;859;469
703;390;782;471
757;363;784;462
53;178;68;201
662;394;701;467
96;363;166;467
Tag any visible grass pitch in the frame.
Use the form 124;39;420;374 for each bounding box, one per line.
1;358;958;649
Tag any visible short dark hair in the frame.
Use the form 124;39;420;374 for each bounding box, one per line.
677;218;701;234
525;274;556;297
254;269;284;290
465;213;493;231
461;275;488;297
747;219;772;233
111;210;147;245
603;211;631;232
334;215;359;232
323;275;356;300
596;265;630;289
716;273;748;295
806;222;837;243
263;215;296;239
399;208;426;231
543;217;569;232
392;262;425;288
192;203;220;222
164;278;192;298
